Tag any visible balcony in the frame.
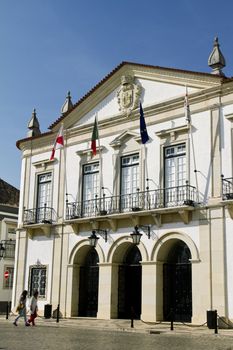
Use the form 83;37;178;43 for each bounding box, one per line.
23;205;57;237
222;177;233;200
24;205;57;225
66;184;197;229
0;240;15;259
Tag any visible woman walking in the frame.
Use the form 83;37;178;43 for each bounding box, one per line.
13;290;30;326
27;290;38;326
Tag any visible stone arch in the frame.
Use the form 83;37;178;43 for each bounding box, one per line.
151;231;199;262
107;235;149;263
69;239;105;265
150;231;198;323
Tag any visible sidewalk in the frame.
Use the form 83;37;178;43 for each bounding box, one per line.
1;314;233;337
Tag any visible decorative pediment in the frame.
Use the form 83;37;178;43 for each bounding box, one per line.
110;130;141;149
155;125;190;142
32;158;55;170
225;113;233;122
76;146;105;158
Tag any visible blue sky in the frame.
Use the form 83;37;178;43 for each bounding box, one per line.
1;0;233;188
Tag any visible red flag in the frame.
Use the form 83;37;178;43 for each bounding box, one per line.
91;116;99;156
50;125;64;160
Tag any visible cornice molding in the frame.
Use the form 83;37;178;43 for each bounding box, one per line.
18;83;233;157
155;125;190;139
225;113;233;121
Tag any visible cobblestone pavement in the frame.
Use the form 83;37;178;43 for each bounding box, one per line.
1;316;233;350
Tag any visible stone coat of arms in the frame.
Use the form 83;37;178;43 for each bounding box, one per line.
117;75;142;116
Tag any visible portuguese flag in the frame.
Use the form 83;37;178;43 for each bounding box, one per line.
91;115;99;156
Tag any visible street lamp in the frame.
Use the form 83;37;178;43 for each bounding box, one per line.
130;226;142;245
130;225;151;245
0;242;5;258
88;229;108;247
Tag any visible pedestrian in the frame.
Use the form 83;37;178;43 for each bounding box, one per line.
13;290;30;326
27;290;38;326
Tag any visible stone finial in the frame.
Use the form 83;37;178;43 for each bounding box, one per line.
27;109;41;137
208;37;226;76
61;91;73;115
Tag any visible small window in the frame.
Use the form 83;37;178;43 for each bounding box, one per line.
3;266;14;289
38;173;52;183
29;266;47;297
121;154;139;167
8;228;16;235
83;163;99;174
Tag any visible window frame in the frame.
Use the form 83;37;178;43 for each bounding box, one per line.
36;172;53;209
164;143;187;188
82;162;100;202
28;265;47;298
120;153;140;196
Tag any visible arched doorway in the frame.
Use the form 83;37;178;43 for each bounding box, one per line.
78;248;99;317
163;240;192;322
118;245;142;319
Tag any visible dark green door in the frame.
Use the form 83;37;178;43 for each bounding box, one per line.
78;249;99;317
118;246;142;319
163;241;192;322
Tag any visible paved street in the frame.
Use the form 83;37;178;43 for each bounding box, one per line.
1;318;233;350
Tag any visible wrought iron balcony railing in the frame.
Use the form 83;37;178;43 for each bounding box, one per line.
222;177;233;200
66;184;197;220
23;205;57;225
0;240;16;259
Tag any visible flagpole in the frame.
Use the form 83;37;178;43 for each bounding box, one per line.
144;144;148;189
139;102;149;192
96;113;103;197
63;124;68;206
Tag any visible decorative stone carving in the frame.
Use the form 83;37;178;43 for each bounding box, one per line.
117;75;141;116
208;37;226;76
27;109;41;137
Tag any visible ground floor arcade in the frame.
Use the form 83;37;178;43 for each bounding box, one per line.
65;232;202;323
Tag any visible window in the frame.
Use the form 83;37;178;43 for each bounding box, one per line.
3;266;14;289
7;228;16;235
164;143;186;205
121;154;139;195
37;172;52;222
29;266;46;297
82;163;99;216
121;154;139;210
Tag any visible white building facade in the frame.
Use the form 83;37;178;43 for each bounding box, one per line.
0;179;19;313
14;50;233;324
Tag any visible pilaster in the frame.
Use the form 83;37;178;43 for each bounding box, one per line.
97;263;117;319
141;261;158;322
211;108;222;198
12;230;28;307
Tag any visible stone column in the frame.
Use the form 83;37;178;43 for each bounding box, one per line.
192;214;211;324
210;207;226;316
141;261;160;322
66;263;80;317
50;232;62;310
12;230;28;308
97;263;118;319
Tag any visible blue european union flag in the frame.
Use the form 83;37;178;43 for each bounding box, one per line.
140;102;149;144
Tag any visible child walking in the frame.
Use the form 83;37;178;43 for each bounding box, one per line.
13;290;29;326
27;290;38;326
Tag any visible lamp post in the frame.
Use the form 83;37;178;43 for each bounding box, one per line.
130;225;151;245
130;226;142;245
88;231;99;247
88;229;108;247
0;242;5;259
